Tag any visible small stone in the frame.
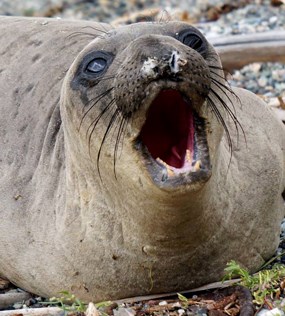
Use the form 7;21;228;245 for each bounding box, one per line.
24;298;37;307
264;92;275;98
86;302;100;316
159;301;168;306
172;302;182;308
275;83;285;91
113;308;136;316
246;80;259;92
248;63;262;73
269;16;278;24
280;298;285;307
13;302;23;309
255;24;266;31
257;308;284;316
178;309;186;315
211;25;223;34
264;86;274;91
258;77;268;87
232;71;245;81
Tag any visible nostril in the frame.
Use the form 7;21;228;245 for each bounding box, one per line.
170;53;176;69
169;51;181;74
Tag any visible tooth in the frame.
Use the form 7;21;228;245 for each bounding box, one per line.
186;149;192;163
167;167;175;177
156;157;166;166
194;160;201;171
156;158;174;177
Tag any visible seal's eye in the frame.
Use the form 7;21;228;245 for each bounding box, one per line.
178;30;207;56
182;34;203;50
86;58;107;73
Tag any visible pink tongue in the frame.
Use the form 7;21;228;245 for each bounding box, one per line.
140;90;195;169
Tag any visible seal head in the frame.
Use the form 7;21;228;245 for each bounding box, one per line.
64;22;227;190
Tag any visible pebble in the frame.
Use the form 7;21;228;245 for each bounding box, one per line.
257;308;285;316
197;2;285;36
229;62;285;97
12;302;23;309
113;307;136;316
258;77;268;88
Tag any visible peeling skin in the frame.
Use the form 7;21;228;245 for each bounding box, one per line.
141;57;159;79
141;51;187;78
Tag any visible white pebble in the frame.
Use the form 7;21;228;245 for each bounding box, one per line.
257;308;284;316
258;77;267;87
269;16;278;24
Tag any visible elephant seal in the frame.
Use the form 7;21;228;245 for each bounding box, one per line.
0;16;284;302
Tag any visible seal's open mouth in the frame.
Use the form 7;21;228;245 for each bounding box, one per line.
137;89;211;187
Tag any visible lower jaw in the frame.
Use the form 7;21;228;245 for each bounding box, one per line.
135;142;211;189
150;165;212;190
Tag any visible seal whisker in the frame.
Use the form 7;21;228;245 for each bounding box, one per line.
209;69;232;85
207;95;232;148
80;25;112;34
67;25;112;40
111;59;127;68
158;10;172;23
209;68;242;107
96;107;120;180
209;87;245;145
206;94;233;157
67;32;101;40
113;114;129;179
98;75;117;82
210;78;237;112
79;87;114;130
208;64;231;76
210;76;240;104
209;87;240;143
67;25;112;41
208;65;225;71
87;98;116;145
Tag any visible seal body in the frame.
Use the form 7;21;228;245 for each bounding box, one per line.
0;16;284;302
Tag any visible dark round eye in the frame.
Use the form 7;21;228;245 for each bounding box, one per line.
86;58;107;73
182;34;203;50
178;30;206;55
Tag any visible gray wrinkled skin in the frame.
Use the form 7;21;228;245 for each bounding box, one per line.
0;16;284;302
